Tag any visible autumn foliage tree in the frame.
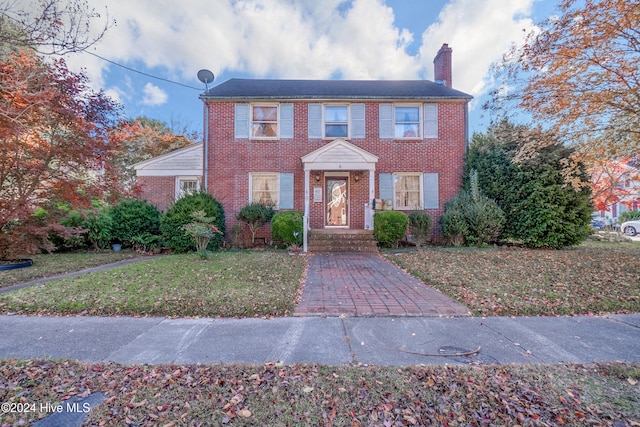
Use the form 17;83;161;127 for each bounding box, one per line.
487;0;640;211
0;50;123;258
111;117;198;191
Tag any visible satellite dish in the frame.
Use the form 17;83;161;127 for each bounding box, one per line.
197;69;215;89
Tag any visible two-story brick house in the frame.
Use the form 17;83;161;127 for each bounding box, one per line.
135;44;472;251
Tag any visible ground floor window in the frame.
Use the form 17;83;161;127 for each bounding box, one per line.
176;177;200;199
393;173;422;210
250;173;279;207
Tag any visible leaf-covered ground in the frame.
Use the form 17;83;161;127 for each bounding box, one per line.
1;359;638;426
0;252;305;318
390;243;640;317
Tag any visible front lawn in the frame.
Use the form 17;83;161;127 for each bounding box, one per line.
0;252;305;318
0;251;140;289
391;241;640;317
1;359;638;426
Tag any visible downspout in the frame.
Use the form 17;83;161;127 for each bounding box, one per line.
203;100;209;191
464;102;469;152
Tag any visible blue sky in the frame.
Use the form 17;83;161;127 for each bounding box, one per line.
65;0;559;138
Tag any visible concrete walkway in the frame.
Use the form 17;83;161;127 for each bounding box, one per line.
295;253;470;317
1;314;639;366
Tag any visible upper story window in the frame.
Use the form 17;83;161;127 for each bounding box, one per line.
394;106;420;138
308;103;365;139
251;105;278;138
379;103;438;139
235;103;293;139
325;105;349;138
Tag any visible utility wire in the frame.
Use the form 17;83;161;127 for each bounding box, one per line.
86;51;205;91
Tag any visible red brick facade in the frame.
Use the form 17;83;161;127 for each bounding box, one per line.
206;99;468;239
135;44;471;245
137;176;177;212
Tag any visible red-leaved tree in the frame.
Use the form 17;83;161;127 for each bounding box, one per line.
0;49;124;258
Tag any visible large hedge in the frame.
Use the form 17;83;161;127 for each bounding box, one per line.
161;192;225;252
465;121;592;248
110;199;161;248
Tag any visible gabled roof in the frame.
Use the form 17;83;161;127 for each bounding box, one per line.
133;143;202;177
301;138;378;171
201;78;472;101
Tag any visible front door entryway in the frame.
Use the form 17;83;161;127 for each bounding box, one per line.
325;177;348;226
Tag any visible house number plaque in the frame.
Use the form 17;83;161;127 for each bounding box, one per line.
313;186;322;202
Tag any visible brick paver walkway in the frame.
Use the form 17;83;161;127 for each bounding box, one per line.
295;253;470;317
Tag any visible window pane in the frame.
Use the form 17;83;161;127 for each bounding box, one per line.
325;124;348;137
395;107;419;122
253;106;277;121
252;175;278;206
326;106;348;123
252;123;278;137
395;124;419;138
394;175;421;209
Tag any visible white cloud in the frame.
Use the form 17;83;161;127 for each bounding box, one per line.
418;0;538;98
70;0;539;112
141;83;168;106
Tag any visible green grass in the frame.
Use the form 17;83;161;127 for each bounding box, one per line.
1;359;638;426
0;251;305;318
390;241;640;317
0;251;140;288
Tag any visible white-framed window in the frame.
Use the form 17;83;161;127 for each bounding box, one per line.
379;103;438;139
308;103;365;139
176;176;201;199
393;173;422;210
235;103;293;139
394;105;421;138
250;173;279;206
251;104;278;138
248;172;294;209
324;105;349;138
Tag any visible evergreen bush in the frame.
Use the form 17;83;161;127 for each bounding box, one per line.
270;211;303;247
440;171;504;247
110;199;161;248
161;192;225;252
407;211;432;246
373;211;408;248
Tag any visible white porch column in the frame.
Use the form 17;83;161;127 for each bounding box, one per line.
303;168;310;252
368;166;375;204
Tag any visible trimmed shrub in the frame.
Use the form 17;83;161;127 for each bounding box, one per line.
440;172;505;247
110;199;161;248
373;211;408;248
237;202;275;245
161;192;225;252
271;211;303;247
83;205;114;250
440;193;470;246
407;211;432;246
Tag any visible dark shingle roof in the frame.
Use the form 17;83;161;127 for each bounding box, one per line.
201;78;472;100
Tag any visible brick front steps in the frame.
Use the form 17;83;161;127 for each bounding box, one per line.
308;229;378;253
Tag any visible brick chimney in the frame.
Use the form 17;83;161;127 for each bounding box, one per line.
433;43;452;88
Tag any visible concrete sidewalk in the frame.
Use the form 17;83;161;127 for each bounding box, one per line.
1;314;639;366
